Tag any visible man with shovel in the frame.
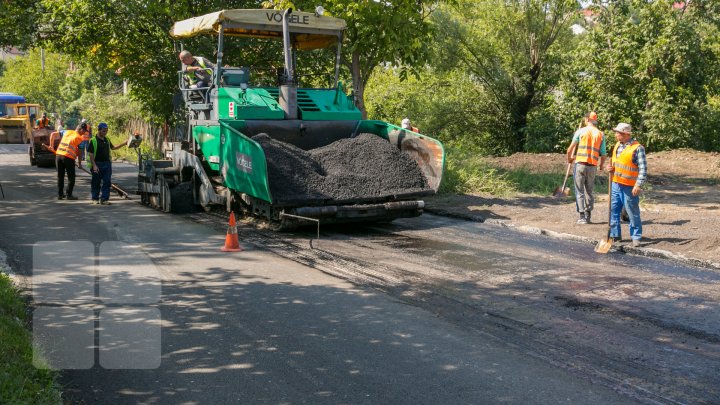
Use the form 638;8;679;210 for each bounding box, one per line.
566;111;606;224
605;123;646;248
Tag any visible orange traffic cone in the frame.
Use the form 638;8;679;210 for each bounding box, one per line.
221;212;243;252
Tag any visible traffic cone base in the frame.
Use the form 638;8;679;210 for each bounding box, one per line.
221;212;243;252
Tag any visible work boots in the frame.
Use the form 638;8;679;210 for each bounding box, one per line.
576;213;587;224
585;211;591;224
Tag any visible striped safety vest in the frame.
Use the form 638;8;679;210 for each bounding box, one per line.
55;131;85;160
575;126;603;165
187;57;208;84
612;141;642;186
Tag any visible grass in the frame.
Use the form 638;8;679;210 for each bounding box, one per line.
439;151;517;196
440;151;659;213
440;149;610;197
107;133;162;164
0;273;62;405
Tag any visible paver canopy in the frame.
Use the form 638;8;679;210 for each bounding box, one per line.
169;9;346;50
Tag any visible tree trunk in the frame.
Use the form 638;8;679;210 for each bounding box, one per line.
511;64;540;152
351;50;368;119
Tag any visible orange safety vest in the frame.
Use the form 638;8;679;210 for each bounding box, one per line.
575;126;603;165
55;131;84;160
37;117;49;128
612;141;642;186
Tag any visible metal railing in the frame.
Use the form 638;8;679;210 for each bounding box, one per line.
177;69;215;105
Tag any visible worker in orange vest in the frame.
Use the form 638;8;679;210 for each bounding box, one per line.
566;111;606;224
606;123;646;248
36;112;50;129
55;124;90;200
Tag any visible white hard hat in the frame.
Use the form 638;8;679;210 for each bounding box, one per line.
613;122;632;134
401;118;411;129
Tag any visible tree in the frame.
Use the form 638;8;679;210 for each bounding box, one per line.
0;0;39;49
0;49;82;114
433;0;579;153
366;66;510;154
37;0;259;119
556;0;720;151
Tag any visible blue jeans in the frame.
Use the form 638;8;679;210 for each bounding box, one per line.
610;182;642;240
91;161;112;201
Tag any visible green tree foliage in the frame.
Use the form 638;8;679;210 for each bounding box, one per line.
432;0;578;153
12;1;445;123
0;49;82;114
38;0;258;119
0;0;39;49
556;0;720;151
366;66;509;153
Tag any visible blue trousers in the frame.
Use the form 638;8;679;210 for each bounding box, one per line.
610;182;642;240
91;161;112;201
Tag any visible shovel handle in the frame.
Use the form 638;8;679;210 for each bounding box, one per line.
561;162;572;190
607;172;613;238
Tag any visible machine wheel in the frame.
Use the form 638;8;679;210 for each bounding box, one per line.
37;158;53;168
191;173;209;212
158;176;172;213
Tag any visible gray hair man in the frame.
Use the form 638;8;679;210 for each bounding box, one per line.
605;123;647;247
179;50;215;89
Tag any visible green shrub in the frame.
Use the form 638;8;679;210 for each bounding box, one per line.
0;273;62;405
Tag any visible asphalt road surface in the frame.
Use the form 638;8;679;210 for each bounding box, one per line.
1;144;718;404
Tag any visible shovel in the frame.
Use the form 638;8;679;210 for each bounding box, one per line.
595;174;613;253
552;163;572;198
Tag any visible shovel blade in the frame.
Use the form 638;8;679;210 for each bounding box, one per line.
552;187;570;198
594;238;613;254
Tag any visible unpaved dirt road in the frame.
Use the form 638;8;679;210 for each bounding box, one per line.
428;149;720;265
1;144;719;404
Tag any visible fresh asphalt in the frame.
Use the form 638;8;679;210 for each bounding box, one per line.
0;144;642;403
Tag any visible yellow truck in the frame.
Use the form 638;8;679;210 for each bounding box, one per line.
0;100;42;144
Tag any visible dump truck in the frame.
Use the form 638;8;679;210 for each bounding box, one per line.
137;8;444;228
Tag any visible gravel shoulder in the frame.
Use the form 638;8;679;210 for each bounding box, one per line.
426;149;720;266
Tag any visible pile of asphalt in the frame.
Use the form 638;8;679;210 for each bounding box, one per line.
253;133;430;203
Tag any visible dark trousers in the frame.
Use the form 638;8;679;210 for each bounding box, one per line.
91;161;112;201
56;156;76;197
